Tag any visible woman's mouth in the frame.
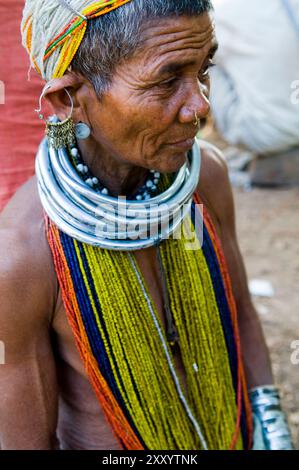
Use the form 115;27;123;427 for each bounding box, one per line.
167;137;195;150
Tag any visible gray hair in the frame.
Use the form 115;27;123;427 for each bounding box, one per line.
71;0;213;97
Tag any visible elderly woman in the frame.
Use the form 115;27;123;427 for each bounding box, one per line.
0;0;293;450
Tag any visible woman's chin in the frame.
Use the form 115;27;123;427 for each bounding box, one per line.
157;150;189;174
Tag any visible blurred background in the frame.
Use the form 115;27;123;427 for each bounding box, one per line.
0;0;298;449
204;0;299;448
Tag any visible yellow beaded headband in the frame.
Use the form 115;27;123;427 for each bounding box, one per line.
22;0;132;79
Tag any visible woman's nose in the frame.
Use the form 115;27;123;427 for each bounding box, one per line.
178;82;210;125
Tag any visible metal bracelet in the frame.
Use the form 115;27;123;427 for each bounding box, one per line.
249;385;294;450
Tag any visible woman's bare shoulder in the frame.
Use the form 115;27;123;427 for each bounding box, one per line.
197;139;234;232
0;176;58;326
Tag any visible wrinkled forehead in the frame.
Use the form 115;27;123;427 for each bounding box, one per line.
131;13;217;74
140;13;214;45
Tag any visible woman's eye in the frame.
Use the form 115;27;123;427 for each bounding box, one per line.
160;77;178;88
201;61;216;78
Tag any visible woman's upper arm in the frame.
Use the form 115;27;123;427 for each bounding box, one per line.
199;142;253;311
0;223;59;450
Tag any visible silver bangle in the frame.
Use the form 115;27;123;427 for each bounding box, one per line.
249;385;294;450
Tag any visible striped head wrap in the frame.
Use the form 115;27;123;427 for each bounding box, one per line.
21;0;132;80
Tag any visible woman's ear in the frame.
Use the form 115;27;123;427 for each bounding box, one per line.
43;73;84;120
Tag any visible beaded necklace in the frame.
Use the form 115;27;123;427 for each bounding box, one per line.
46;195;253;450
69;145;162;201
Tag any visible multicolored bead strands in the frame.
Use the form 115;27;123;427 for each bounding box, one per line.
46;193;253;450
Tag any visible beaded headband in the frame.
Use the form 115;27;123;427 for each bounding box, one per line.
22;0;132;79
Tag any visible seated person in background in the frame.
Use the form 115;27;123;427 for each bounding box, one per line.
210;0;299;185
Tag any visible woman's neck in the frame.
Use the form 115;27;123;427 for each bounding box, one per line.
77;138;149;197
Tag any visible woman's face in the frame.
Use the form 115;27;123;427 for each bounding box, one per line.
83;13;217;173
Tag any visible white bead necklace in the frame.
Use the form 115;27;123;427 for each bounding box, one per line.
69;146;161;201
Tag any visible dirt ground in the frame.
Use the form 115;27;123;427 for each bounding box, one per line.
234;185;299;449
206;126;299;449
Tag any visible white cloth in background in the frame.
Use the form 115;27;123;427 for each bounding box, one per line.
210;0;299;153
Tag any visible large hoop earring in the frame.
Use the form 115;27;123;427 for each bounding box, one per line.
36;85;76;149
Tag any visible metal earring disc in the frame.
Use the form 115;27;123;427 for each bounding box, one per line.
75;122;91;140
